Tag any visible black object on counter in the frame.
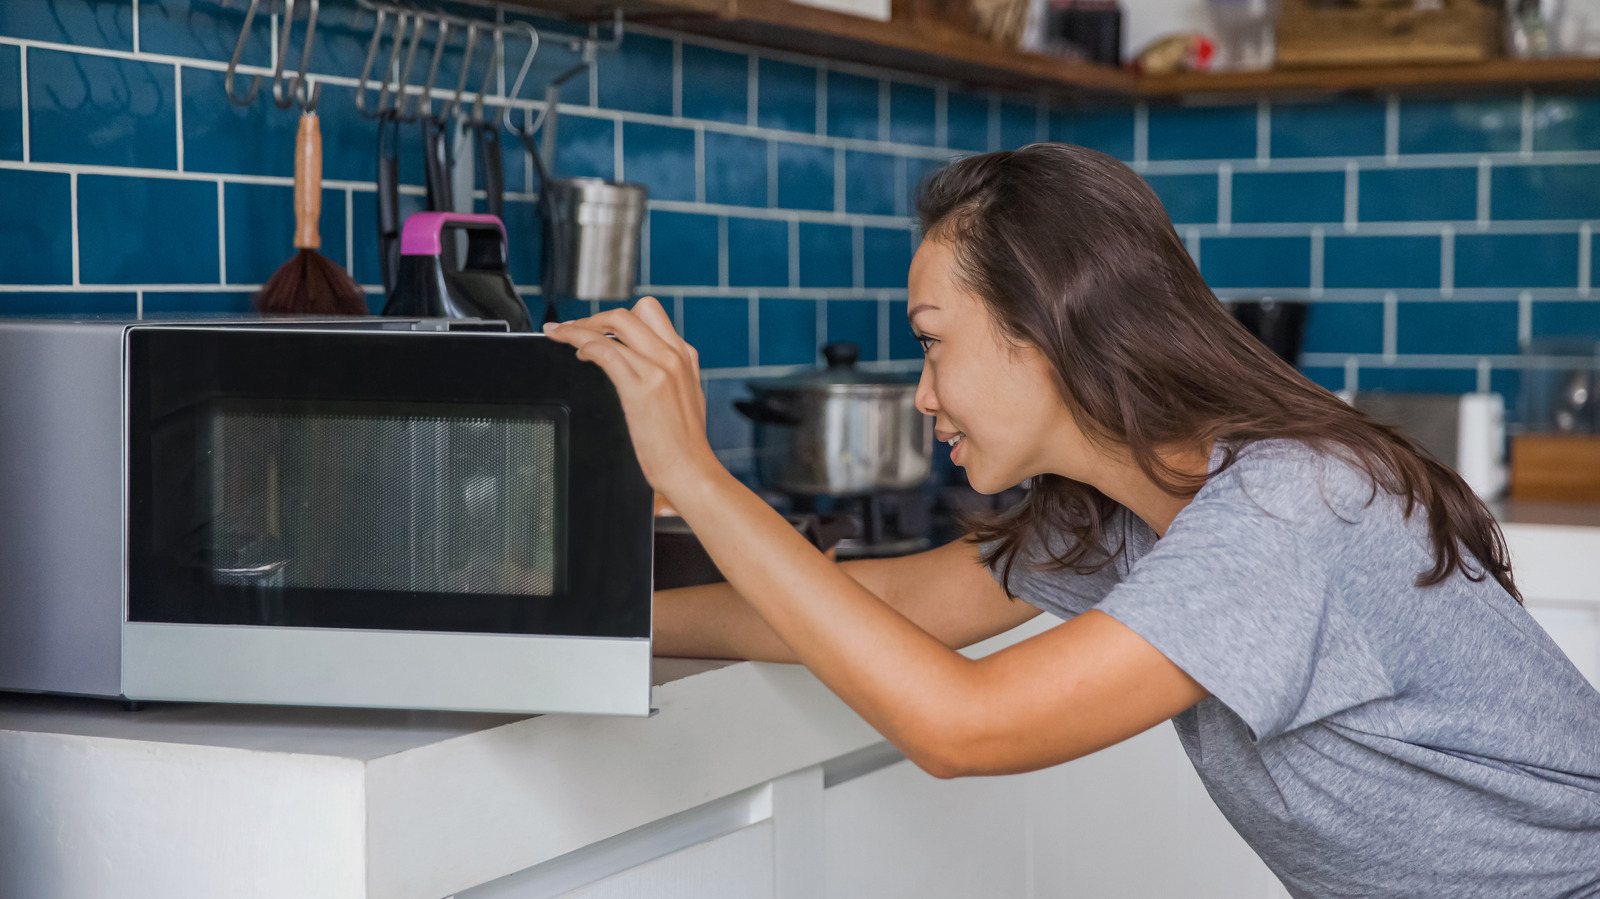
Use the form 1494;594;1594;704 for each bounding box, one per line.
1230;299;1307;365
383;212;533;331
654;514;859;590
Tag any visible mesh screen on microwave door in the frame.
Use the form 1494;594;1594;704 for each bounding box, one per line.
210;410;560;596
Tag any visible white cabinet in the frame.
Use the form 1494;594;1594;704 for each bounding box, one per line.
557;822;775;899
824;758;1030;898
1526;602;1600;687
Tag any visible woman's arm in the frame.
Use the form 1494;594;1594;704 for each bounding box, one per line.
654;538;1045;662
546;300;1207;779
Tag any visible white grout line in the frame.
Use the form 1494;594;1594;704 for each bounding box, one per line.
934;83;947;150
18;45;28;164
747;55;758;127
640;210;651;286
833;146;846;213
673;294;684;332
852;223;864;290
1256;100;1270;166
69;173;78;285
1518;290;1534;348
892;154;907;218
788;218;800;289
135;288;143;318
613;118;624;181
216;180;226;284
748;291;760;366
1344;161;1359;232
174;65;185;172
815;298;827;362
1521;89;1535;158
1310;226;1324;298
717;215;729;288
877;78;889;144
1382;291;1398;361
672;39;683;120
1344;356;1360;393
1385;94;1400;163
767;140;779;207
1133;103;1148;170
1440;224;1455;298
1217;163;1232;233
1185;226;1201;267
694;126;706;204
816;66;828;136
986;93;1000;153
1476;157;1491;229
131;0;140;54
345;188;354;274
877;297;890;361
1476;358;1492;393
1582;222;1593;297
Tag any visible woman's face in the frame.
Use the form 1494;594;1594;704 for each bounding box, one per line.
907;238;1098;494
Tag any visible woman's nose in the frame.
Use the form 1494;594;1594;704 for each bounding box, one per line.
914;366;938;416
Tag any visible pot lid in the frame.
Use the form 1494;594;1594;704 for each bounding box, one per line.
746;342;917;393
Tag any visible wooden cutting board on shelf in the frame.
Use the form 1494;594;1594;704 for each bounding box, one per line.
1510;434;1600;503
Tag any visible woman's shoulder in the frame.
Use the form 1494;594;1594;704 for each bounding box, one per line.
1201;439;1384;526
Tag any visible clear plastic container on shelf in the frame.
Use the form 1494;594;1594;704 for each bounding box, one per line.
1206;0;1280;70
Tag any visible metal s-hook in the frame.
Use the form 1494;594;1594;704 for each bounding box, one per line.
224;0;264;106
271;0;322;111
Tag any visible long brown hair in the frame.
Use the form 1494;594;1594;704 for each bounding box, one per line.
919;144;1520;604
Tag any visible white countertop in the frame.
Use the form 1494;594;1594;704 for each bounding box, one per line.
2;508;1596;899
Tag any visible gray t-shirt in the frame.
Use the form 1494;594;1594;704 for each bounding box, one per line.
996;440;1600;898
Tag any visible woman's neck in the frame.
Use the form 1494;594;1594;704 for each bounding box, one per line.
1090;441;1214;538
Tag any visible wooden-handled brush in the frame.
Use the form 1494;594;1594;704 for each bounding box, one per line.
255;111;368;315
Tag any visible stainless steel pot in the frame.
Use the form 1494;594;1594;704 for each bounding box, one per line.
737;343;932;497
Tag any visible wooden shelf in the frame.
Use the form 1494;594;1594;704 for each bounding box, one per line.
520;0;1600;102
1142;57;1600;98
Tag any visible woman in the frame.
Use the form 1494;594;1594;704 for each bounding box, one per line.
545;143;1600;896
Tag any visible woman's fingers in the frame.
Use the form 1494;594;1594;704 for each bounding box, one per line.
546;318;645;387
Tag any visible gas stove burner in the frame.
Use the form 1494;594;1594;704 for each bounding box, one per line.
779;489;933;560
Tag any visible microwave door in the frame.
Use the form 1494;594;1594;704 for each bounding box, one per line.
122;328;652;715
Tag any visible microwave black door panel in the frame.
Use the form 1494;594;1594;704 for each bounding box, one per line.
127;328;651;638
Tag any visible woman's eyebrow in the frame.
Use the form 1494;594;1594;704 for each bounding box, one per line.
907;304;941;323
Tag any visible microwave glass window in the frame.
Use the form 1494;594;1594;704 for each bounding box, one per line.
206;402;565;597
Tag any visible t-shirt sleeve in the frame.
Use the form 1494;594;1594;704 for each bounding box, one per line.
981;510;1134;620
1096;494;1396;742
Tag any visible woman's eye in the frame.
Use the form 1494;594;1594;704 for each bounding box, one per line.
915;334;936;353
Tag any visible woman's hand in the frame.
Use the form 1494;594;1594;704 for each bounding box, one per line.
543;297;722;502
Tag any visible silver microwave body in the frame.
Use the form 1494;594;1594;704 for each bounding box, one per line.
0;318;654;715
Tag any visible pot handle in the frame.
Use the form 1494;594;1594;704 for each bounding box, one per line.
735;398;802;426
822;342;859;369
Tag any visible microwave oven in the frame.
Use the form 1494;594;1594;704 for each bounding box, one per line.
0;317;653;715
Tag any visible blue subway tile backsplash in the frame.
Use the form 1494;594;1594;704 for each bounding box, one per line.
1455;233;1580;288
77;175;219;284
597;33;673;117
1232;171;1344;224
1269;102;1385;159
1398;98;1521;155
889;82;936;147
1147;105;1254;161
799;223;853;288
622;121;696;203
1491;164;1600;220
1323;236;1440;289
681;45;749;125
5;0;1600;467
1397;301;1520;355
1199;236;1311;289
0;170;73;284
704;131;767;208
827;71;880;141
1145;171;1216;223
0;45;21;161
29;49;176;169
757;58;817;134
1359;167;1477;222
